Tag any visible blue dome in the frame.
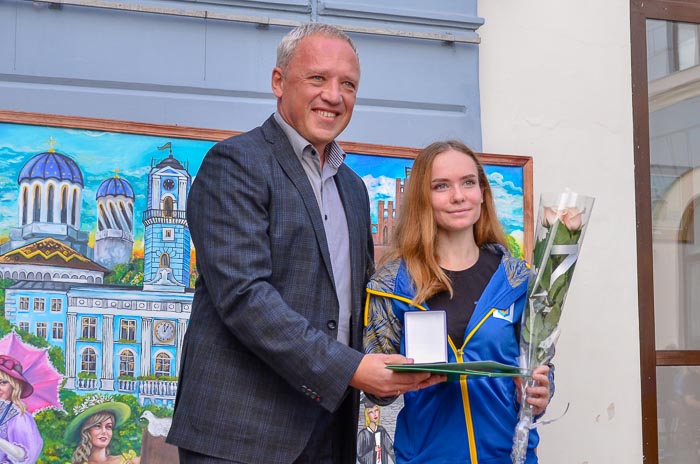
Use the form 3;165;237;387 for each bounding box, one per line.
18;151;84;186
96;176;134;199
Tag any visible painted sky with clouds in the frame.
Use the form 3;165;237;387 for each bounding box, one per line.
0;122;214;243
0;122;524;252
345;153;525;245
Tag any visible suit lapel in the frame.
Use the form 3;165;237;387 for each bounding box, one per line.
261;117;335;284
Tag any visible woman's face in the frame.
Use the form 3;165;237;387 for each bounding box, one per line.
367;406;380;424
88;417;114;450
0;378;14;401
430;149;483;234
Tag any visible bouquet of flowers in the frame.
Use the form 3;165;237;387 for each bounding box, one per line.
511;191;594;464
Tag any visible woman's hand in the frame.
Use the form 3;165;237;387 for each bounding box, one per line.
514;364;551;417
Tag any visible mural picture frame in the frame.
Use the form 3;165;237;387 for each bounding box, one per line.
0;109;532;462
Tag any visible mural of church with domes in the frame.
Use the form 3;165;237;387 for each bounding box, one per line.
0;136;199;408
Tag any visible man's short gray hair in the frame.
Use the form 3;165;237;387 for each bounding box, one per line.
276;23;358;70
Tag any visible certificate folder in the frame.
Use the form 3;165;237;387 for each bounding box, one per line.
386;360;530;380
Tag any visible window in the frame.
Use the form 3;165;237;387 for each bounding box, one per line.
81;347;96;375
50;298;62;312
52;322;63;341
33;298;45;312
163;196;174;218
674;22;700;71
18;297;29;311
163;228;174;241
81;317;97;339
21;187;27;225
119;350;135;377
154;352;172;377
18;321;29;332
33;185;40;222
119;319;136;341
633;2;700;462
60;186;67;223
36;322;47;339
47;184;54;222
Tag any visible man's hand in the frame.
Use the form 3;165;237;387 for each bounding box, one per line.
350;354;446;397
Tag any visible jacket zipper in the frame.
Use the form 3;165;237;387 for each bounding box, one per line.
450;307;497;464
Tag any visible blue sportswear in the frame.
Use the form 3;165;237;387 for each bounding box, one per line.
363;244;539;464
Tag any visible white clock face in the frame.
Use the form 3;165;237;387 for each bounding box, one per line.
154;320;175;344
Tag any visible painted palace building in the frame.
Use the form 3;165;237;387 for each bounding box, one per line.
0;144;193;407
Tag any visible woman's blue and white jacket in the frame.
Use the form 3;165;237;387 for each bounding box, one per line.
363;244;539;464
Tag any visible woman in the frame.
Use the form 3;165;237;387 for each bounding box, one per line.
364;140;552;463
357;396;394;464
65;401;140;464
0;354;42;463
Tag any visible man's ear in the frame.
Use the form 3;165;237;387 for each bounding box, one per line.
271;67;284;98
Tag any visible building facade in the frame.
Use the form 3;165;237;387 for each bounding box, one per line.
2;146;193;408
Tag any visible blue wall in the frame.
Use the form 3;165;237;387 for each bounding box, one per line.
0;0;484;150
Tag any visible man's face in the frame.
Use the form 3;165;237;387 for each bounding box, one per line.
272;34;360;155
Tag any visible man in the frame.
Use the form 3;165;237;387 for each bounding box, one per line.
167;23;443;464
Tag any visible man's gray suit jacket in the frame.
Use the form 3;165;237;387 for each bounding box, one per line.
167;115;375;463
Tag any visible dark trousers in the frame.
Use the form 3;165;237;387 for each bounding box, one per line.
178;404;349;464
292;406;345;464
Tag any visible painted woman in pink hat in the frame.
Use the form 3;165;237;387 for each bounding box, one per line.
0;354;43;463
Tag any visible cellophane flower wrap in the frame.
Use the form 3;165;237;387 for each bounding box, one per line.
511;191;594;464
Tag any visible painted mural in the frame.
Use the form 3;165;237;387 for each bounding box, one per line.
0;114;528;463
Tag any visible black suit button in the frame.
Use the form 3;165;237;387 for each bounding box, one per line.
327;320;337;330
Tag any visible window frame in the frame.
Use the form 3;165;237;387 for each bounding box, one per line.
81;316;97;339
52;322;64;341
50;298;62;312
33;297;45;312
119;319;137;341
119;349;136;377
631;1;700;461
154;352;172;377
36;322;47;339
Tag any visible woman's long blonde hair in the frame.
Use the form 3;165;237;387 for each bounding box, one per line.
385;140;507;303
71;411;115;464
0;371;26;413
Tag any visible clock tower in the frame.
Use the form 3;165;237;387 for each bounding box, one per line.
142;145;191;291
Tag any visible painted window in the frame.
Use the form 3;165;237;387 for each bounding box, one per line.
163;196;174;218
19;297;29;311
119;319;136;341
36;322;47;339
52;322;64;340
60;186;67;223
81;317;97;339
33;298;45;312
47;184;54;222
119;350;135;377
81;347;96;374
50;298;62;312
154;352;172;377
18;321;29;332
33;185;40;222
21;187;27;225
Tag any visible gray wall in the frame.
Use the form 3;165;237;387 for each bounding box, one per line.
0;0;484;149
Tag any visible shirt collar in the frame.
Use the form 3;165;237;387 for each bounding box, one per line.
274;112;346;169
